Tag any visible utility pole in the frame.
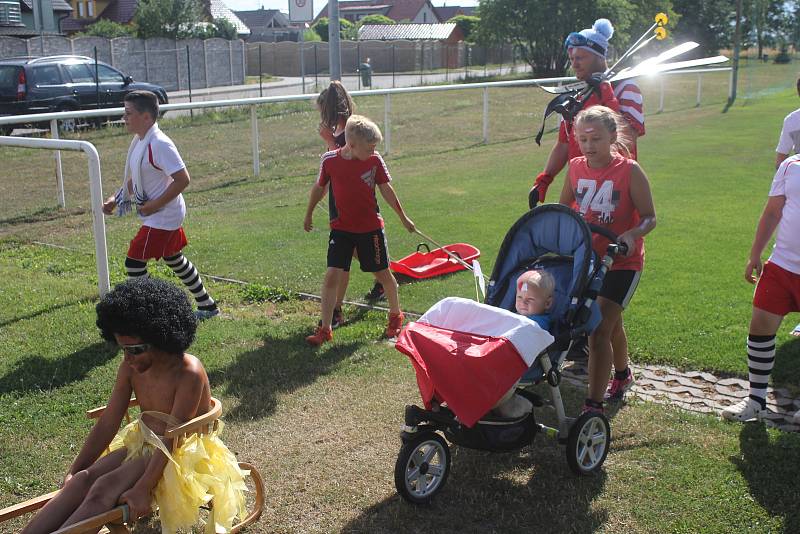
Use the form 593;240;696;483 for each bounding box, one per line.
328;0;342;80
728;0;742;106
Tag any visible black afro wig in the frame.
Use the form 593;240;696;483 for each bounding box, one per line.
96;278;197;354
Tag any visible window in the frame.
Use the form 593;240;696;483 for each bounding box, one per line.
423;12;427;22
32;65;62;86
97;65;123;83
87;0;94;16
65;63;94;83
76;0;84;17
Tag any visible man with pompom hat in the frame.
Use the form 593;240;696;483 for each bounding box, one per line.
531;18;646;205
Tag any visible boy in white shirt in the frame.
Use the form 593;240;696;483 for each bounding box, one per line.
721;155;800;424
102;90;219;320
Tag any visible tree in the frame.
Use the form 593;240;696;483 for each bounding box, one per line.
75;19;134;38
671;0;736;54
449;14;479;43
210;18;238;39
133;0;204;39
312;17;355;41
477;0;642;76
357;14;396;26
741;0;785;58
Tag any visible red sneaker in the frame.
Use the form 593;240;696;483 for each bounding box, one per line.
306;325;333;346
384;312;404;338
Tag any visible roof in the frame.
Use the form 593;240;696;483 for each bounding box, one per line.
233;8;290;30
317;0;437;23
207;0;250;34
358;22;456;40
99;0;139;24
434;5;474;21
20;0;72;11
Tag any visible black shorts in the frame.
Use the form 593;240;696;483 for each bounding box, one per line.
599;270;641;309
327;228;389;272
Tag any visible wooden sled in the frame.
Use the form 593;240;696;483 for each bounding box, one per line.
0;397;265;533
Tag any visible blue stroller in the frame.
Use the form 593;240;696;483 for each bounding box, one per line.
393;204;628;504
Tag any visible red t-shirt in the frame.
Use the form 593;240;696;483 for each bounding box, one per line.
317;149;391;233
558;81;643;160
568;154;644;271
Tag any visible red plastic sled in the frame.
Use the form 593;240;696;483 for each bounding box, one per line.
390;243;480;279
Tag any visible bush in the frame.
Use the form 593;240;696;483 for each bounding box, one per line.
75;19;134;38
774;47;791;64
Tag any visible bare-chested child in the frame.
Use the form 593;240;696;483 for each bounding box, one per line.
23;278;247;534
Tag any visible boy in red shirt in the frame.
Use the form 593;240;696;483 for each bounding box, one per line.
303;115;415;346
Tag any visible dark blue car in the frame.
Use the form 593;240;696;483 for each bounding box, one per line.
0;55;168;134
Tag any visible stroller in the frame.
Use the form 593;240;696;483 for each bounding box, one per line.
393;204;628;504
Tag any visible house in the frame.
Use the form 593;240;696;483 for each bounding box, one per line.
357;22;463;42
234;7;299;42
0;0;73;36
434;4;474;22
60;0;249;37
316;0;441;24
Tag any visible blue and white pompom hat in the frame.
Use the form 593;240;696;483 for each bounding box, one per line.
564;18;614;58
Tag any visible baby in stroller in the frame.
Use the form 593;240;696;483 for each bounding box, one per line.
492;269;555;419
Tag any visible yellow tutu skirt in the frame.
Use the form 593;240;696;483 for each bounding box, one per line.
107;412;249;534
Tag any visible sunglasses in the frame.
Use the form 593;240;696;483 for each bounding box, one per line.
564;32;606;55
120;343;150;356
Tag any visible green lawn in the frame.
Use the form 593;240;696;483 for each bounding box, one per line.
2;64;800;532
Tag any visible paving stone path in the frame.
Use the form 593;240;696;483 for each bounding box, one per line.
560;360;800;432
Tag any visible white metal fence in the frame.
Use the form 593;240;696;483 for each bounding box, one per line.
0;67;731;205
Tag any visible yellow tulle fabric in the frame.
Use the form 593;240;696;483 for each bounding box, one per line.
106;412;249;534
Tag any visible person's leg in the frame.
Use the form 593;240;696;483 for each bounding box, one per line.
61;455;149;528
163;252;218;316
611;318;629;373
124;257;148;279
587;297;623;406
22;449;129;534
320;267;346;329
373;269;400;315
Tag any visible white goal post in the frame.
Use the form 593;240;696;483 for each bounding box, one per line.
0;136;110;296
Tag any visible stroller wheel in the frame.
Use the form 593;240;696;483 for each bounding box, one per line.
394;431;450;504
566;411;611;475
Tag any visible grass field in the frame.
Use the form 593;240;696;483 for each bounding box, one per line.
2;62;800;532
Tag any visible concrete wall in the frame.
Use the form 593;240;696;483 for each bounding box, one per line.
0;35;246;91
245;39;514;76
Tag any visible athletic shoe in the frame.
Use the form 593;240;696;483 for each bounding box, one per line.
319;307;344;330
365;282;386;301
720;398;764;422
581;401;604;415
384;312;404;338
306;325;333;346
604;367;635;402
195;307;220;321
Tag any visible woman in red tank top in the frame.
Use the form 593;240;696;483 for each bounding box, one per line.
559;106;657;414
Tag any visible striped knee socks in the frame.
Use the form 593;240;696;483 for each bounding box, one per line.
164;253;217;311
747;334;776;410
125;257;148;279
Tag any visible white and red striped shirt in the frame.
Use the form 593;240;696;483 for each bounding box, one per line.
613;80;645;137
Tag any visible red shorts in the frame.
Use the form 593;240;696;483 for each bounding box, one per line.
127;226;187;261
753;260;800;316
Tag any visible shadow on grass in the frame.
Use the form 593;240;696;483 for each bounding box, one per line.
341;438;608;533
771;336;800;387
342;383;612;533
0;342;116;395
208;329;363;421
733;423;800;533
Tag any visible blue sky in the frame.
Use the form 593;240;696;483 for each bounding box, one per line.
224;0;478;17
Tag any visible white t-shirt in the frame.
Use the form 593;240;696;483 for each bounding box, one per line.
135;127;187;230
776;108;800;155
768;155;800;274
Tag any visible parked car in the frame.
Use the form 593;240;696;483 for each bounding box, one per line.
0;55;168;134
